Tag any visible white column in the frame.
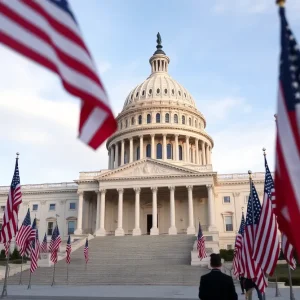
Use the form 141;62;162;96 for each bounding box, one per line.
95;191;101;232
195;139;199;164
133;188;141;236
115;143;119;168
186;186;195;234
208;146;212;164
139;135;143;159
108;149;111;169
129;138;133;163
199;150;202;165
168;186;177;235
185;136;190;162
151;134;155;159
207;184;216;231
163;134;167;160
150;187;159;235
175;134;179;161
206;144;210;165
115;188;125;236
202;142;206;165
74;191;84;235
110;146;115;169
96;189;106;236
121;140;125;165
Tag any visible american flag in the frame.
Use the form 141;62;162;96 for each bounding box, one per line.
253;155;280;276
21;217;37;257
281;234;296;270
15;208;34;256
241;180;267;293
4;242;10;258
0;0;116;149
49;225;61;264
275;2;300;258
0;156;22;243
233;212;245;278
197;222;207;260
66;235;71;264
84;238;88;264
30;222;40;273
40;233;48;253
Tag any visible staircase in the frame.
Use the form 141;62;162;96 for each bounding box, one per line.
5;235;209;286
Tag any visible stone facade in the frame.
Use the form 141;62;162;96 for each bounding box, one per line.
0;35;266;251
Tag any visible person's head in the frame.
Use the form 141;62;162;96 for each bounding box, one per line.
210;253;222;268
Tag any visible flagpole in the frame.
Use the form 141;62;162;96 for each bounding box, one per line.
67;263;69;285
1;248;10;298
18;255;24;285
27;271;32;290
51;260;56;287
274;270;281;297
287;265;295;300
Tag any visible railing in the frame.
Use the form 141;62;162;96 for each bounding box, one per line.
79;171;103;180
0;182;77;191
217;172;273;181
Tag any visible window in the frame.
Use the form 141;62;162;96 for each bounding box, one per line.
120;122;123;129
189;118;192;126
32;204;38;211
142;90;145;96
195;120;197;127
182;115;186;124
167;144;172;159
147;114;151;124
225;216;233;232
156;143;162;159
157;88;160;94
174;114;178;123
149;89;152;94
164;89;167;94
47;222;54;236
69;202;76;210
178;145;183;160
172;89;175;95
125;119;128;128
146;144;151;158
0;206;5;212
227;244;233;250
131;117;135;125
138;115;142;125
49;204;56;211
223;196;231;204
68;221;75;235
165;113;169;123
156;113;160;123
136;146;140;160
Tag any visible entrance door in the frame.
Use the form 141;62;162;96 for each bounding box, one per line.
147;214;152;234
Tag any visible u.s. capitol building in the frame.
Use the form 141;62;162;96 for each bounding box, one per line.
0;35;266;252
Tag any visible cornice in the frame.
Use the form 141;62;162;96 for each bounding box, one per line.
216;179;265;186
0;189;77;196
107;125;214;148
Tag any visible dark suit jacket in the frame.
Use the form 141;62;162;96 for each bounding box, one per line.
199;269;238;300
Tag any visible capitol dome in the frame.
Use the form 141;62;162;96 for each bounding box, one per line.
106;33;213;171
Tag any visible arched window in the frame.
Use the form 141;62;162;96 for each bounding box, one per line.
174;114;178;123
146;144;151;158
178;145;183;161
182;115;186;124
167;144;172;159
189;118;191;126
195;120;197;127
138;115;142;125
131;117;135;125
156;143;162;159
156;113;161;123
165;113;170;123
125;119;128;128
147;114;151;124
136;146;140;160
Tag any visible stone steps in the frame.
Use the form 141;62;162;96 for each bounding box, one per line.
4;235;209;286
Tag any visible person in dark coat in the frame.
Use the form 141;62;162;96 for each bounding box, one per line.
239;275;245;294
199;254;238;300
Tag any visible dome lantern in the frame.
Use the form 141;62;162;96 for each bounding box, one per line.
149;32;170;74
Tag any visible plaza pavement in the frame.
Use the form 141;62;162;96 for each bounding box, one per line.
1;284;300;299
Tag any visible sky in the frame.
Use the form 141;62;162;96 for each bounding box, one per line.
1;0;300;185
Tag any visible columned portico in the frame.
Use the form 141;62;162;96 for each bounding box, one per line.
186;185;195;234
74;191;84;235
168;186;177;235
115;188;125;236
95;189;106;236
133;188;141;236
150;187;159;235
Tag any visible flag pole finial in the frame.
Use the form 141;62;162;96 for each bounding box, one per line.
16;152;19;159
274;114;278;122
248;170;252;179
262;148;266;156
276;0;286;7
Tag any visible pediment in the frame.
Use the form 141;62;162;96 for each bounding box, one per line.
99;158;198;179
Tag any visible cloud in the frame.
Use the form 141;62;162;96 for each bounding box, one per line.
200;97;252;122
